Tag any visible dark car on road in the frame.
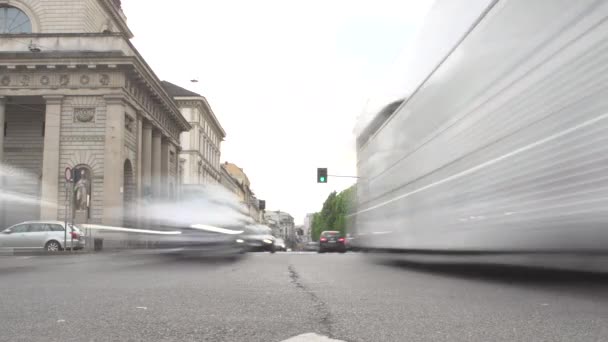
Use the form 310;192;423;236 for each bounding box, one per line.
318;231;346;253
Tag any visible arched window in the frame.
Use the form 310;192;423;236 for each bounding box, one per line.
0;6;32;34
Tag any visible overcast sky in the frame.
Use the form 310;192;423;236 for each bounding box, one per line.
123;0;434;223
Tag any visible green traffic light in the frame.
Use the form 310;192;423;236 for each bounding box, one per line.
320;177;326;182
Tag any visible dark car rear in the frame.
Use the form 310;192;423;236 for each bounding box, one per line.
318;231;346;253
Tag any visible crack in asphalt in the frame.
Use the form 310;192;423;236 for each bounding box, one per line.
288;264;334;338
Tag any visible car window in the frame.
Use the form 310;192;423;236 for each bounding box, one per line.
322;232;339;237
10;224;30;233
28;224;50;232
49;224;65;232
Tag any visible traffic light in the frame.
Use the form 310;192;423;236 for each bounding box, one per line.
317;168;328;183
258;200;266;210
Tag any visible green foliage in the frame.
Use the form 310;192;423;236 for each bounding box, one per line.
311;184;357;240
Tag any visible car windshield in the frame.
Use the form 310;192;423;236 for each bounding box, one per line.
1;1;607;341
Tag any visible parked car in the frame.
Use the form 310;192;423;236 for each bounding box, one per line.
274;238;286;251
304;241;319;252
0;221;86;252
318;231;346;253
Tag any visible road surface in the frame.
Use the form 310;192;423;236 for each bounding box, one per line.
1;252;607;342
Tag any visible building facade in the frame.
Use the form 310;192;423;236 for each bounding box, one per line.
222;161;263;223
162;81;225;186
263;210;295;243
302;213;315;242
0;0;190;227
220;164;244;199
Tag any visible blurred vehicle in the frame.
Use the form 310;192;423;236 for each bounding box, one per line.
102;184;254;259
345;233;355;251
156;224;247;259
318;231;346;253
240;224;277;253
304;242;319;252
350;0;608;264
274;238;286;252
0;221;85;252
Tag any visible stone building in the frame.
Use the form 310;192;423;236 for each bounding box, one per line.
222;161;263;223
162;81;225;186
263;210;295;242
220;164;244;200
0;0;190;227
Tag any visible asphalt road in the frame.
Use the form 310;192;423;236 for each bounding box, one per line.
1;251;608;342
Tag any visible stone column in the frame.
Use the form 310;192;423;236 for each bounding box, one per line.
175;145;181;199
136;116;143;200
102;95;125;225
0;96;5;162
151;129;162;198
40;95;63;220
0;97;5;228
160;138;170;198
141;122;152;197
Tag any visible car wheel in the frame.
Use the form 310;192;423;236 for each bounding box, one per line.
45;240;61;252
270;246;276;254
318;248;324;254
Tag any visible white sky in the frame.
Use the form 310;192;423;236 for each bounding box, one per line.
123;0;434;224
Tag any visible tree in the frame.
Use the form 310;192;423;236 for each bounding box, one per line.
310;184;357;240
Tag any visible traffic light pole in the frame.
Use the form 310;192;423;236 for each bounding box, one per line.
327;175;361;179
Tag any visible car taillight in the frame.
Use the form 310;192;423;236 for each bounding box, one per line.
338;238;345;243
70;231;79;239
320;238;327;242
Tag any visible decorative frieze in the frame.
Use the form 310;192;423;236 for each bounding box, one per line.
60;135;105;142
0;72;121;89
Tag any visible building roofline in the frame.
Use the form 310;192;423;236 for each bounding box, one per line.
97;0;134;39
174;96;226;138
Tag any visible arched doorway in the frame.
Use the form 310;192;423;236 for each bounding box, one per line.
123;159;135;227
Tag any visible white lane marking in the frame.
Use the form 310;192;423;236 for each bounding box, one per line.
350;111;608;217
541;303;549;306
136;306;147;310
280;333;345;342
57;320;65;323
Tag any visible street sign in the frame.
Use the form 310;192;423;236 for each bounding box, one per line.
64;167;72;182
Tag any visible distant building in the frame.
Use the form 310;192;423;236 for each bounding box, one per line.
220;164;244;199
303;213;315;242
221;162;263;223
162;81;226;186
264;210;295;244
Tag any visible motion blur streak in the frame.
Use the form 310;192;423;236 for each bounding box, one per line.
0;163;57;228
133;184;254;229
351;0;608;263
352;109;608;217
190;224;244;235
81;224;182;235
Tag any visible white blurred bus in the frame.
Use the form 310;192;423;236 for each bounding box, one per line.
351;0;608;258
